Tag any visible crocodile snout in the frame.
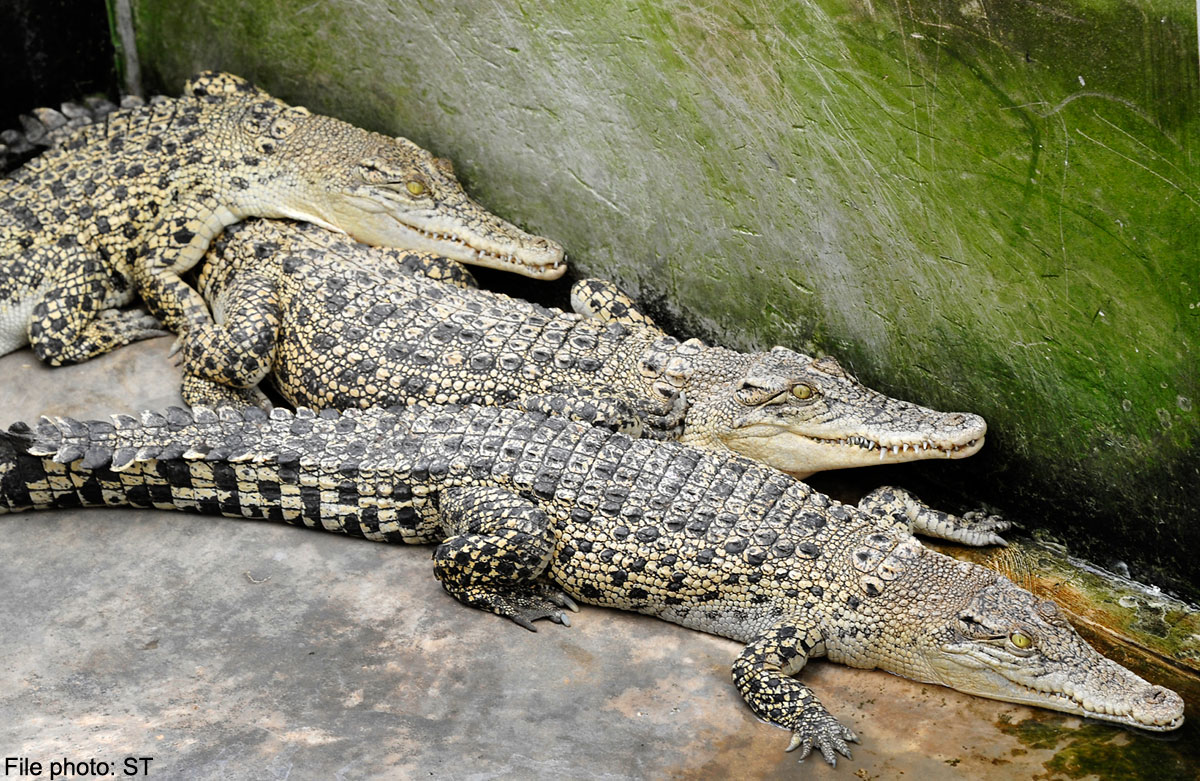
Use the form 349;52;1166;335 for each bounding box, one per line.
1132;685;1186;728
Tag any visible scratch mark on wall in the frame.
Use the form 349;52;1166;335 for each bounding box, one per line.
567;167;624;213
1055;112;1070;302
1033;91;1162;132
1075;129;1199;207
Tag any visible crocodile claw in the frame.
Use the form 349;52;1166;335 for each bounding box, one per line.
955;510;1013;547
499;583;580;632
785;707;859;766
509;606;573;632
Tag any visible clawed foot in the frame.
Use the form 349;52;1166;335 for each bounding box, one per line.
494;583;580;632
641;390;688;440
180;373;272;410
96;308;168;341
785;706;859;766
860;487;1014;548
937;509;1013;547
168;334;185;363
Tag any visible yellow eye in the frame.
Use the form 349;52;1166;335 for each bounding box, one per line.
792;384;814;400
1009;631;1032;649
405;179;427;196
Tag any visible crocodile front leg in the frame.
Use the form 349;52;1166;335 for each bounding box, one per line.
180;375;272;409
858;486;1011;546
517;386;685;439
178;256;282;409
569;278;659;328
28;246;167;365
179;272;281;387
389;250;479;289
732;621;859;766
433;486;578;631
134;200;241;336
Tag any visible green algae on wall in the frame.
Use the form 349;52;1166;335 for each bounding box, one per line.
128;0;1198;595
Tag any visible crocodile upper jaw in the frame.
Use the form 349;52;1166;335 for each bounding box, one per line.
304;196;566;280
719;424;986;477
930;659;1186;731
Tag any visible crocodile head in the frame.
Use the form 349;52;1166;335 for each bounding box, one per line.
681;346;986;477
231;97;565;279
838;550;1186;731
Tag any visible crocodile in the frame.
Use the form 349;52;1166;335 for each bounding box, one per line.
180;218;1006;545
5;96;999;545
0;72;564;365
0;403;1183;765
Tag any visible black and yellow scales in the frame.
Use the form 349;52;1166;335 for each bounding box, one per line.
0;403;1184;766
180;218;1009;546
0;72;564;365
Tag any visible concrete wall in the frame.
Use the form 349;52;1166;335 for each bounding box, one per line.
126;0;1198;595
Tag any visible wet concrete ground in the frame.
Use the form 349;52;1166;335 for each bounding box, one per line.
1;338;1196;779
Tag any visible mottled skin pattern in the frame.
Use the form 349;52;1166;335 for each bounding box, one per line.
0;73;564;365
184;219;1008;545
0;404;1183;766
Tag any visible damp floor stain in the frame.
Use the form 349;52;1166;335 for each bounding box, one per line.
996;711;1200;780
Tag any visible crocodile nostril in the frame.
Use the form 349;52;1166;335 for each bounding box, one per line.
1144;687;1170;704
943;414;965;426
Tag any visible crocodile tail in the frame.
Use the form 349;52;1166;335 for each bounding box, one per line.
0;406;429;543
0;414;164;515
184;71;268;100
0;420;61;514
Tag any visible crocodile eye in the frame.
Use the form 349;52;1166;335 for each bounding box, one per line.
406;179;428;196
1009;631;1033;650
792;383;815;400
736;384;786;406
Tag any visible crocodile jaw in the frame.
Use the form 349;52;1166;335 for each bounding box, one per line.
927;652;1185;731
295;194;566;280
718;423;985;478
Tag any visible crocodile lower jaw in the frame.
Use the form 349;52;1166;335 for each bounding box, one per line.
318;201;566;279
719;426;986;476
399;222;566;279
976;682;1185;731
815;434;985;460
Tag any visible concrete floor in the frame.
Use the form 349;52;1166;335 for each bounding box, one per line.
1;338;1196;779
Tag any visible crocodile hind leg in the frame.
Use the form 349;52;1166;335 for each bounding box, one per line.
732;620;859;766
388;250;479;289
857;486;1011;546
28;248;168;365
433;486;578;630
569;278;659;328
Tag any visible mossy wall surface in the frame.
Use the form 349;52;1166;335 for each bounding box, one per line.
128;0;1198;595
